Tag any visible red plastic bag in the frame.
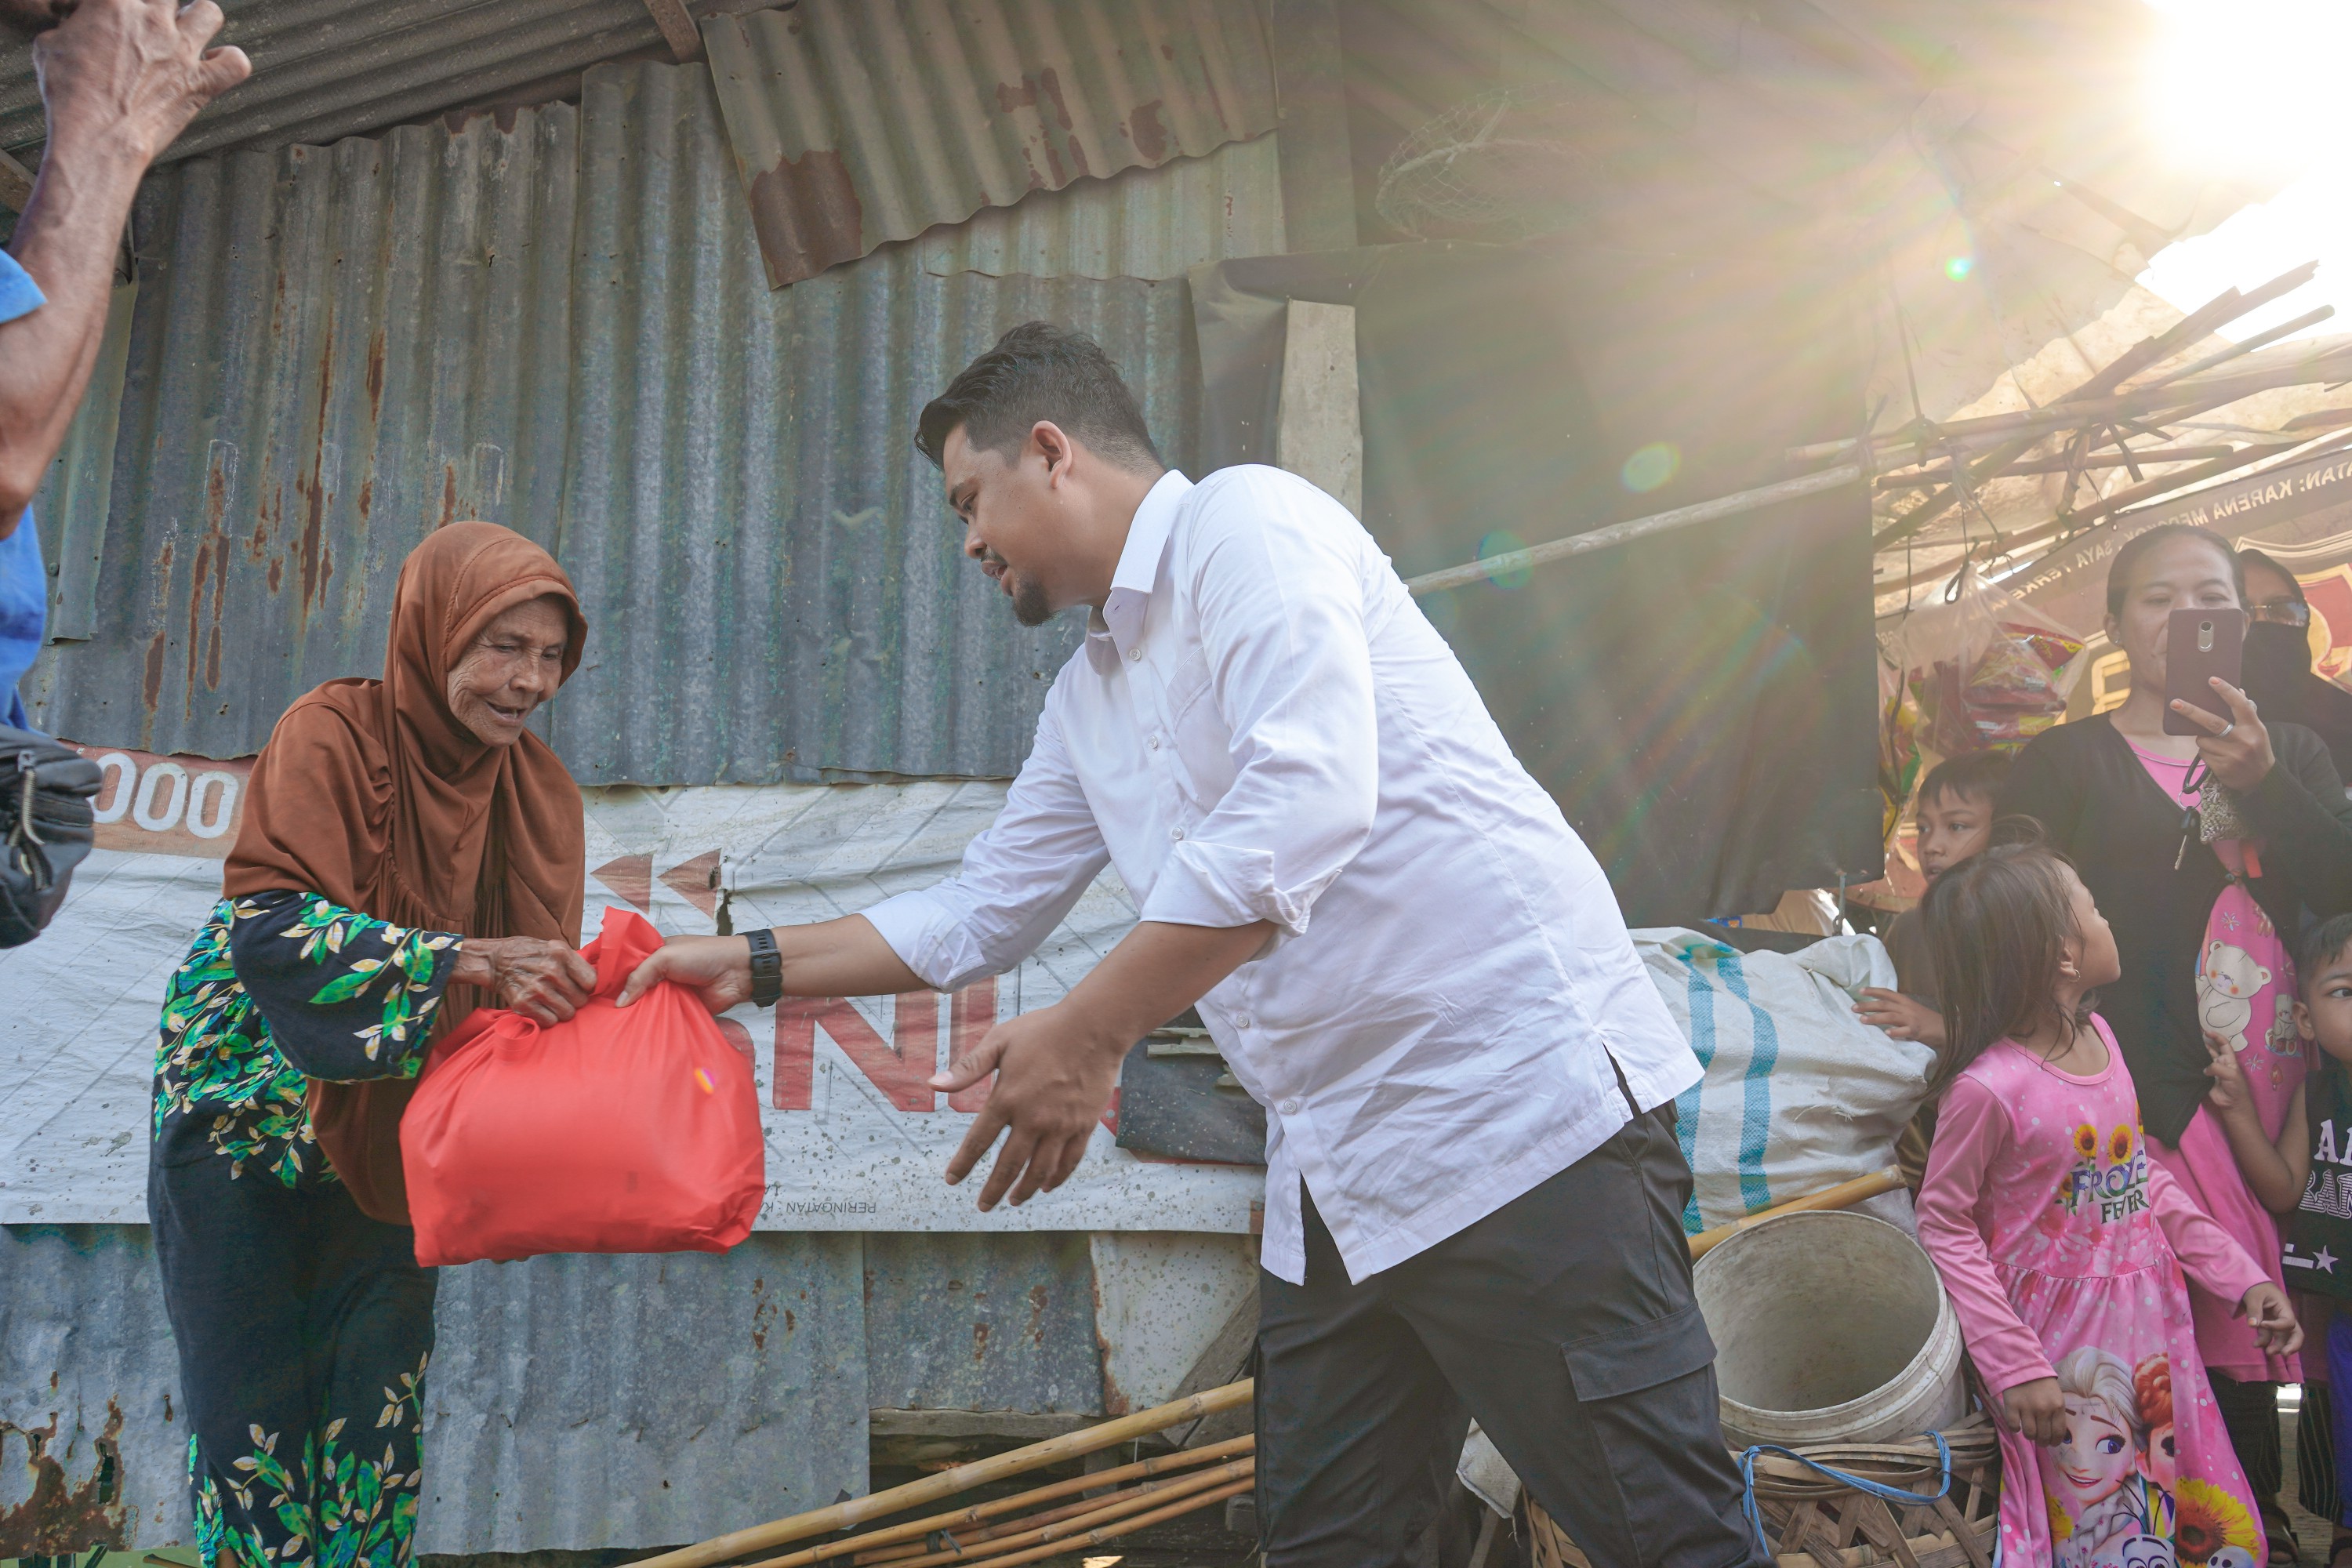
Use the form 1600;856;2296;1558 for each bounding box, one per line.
402;908;764;1266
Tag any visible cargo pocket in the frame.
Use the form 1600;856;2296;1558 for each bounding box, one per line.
1559;1301;1715;1401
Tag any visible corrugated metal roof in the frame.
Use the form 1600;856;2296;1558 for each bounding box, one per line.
702;0;1277;288
0;0;675;165
2;1222;1120;1555
23;60;1209;785
911;129;1283;281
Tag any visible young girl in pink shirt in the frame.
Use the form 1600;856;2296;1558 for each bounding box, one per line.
1914;841;2302;1567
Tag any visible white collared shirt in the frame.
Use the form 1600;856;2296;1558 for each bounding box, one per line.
863;466;1700;1283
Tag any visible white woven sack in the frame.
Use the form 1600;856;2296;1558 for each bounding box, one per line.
1631;929;1934;1234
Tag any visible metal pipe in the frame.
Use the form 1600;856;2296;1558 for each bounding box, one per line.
1403;463;1865;597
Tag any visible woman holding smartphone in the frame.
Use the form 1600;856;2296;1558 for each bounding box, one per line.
2004;522;2352;1555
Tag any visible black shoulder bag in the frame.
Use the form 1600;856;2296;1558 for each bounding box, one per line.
2;725;101;947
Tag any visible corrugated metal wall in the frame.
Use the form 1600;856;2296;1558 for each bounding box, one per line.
556;63;1200;786
6;42;1284;1559
23;59;1250;783
0;1224;1112;1555
702;0;1276;288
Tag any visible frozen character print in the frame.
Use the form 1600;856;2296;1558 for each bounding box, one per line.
2117;1537;2172;1568
2053;1347;2156;1567
2198;940;2271;1059
2133;1353;2176;1541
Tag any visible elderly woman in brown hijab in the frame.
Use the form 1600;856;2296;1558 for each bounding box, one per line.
148;523;597;1568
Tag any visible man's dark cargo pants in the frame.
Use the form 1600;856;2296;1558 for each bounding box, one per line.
1254;1102;1769;1567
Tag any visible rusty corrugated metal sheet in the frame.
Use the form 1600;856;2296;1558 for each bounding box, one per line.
702;0;1278;289
0;0;672;167
22;60;1207;784
911;129;1284;281
861;1233;1105;1414
0;1223;1120;1555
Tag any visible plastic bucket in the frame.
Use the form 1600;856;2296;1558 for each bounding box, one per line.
1691;1209;1966;1449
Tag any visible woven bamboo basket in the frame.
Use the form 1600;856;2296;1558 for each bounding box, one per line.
1527;1420;2001;1568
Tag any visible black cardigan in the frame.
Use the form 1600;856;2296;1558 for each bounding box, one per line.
2001;715;2352;1143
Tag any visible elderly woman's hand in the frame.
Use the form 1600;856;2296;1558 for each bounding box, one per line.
451;936;597;1025
2171;677;2276;793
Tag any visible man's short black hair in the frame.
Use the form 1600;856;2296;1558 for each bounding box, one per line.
916;321;1162;473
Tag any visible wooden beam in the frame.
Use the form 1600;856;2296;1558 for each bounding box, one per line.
641;0;702;63
1266;0;1356;250
0;147;34;216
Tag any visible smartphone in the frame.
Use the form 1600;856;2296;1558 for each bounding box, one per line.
2162;606;2246;735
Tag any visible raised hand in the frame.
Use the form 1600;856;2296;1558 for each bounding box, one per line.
34;0;252;165
2171;677;2275;793
2202;1029;2252;1120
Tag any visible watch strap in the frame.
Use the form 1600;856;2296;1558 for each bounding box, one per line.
744;927;784;1009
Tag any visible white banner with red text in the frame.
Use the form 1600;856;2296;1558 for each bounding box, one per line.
0;746;1266;1231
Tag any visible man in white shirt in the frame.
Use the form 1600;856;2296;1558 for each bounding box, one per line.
623;324;1767;1566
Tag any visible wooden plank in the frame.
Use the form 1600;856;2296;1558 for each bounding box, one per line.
1932;1495;1992;1568
642;0;703;62
0;147;33;215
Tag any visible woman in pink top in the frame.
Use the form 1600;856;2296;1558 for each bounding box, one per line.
1915;840;2302;1567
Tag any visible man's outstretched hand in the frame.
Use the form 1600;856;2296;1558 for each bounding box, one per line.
615;933;753;1013
931;1004;1126;1211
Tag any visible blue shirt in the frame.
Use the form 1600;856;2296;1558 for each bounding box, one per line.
0;248;47;728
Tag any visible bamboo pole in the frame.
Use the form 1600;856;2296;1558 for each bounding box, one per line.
942;1476;1258;1568
1403;464;1864;597
742;1436;1258;1568
628;1381;1254;1568
846;1465;1242;1566
851;1457;1255;1568
1686;1167;1906;1259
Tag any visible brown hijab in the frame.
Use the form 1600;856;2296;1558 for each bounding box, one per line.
224;521;589;1224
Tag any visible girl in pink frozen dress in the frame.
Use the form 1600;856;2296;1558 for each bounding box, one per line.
1915;841;2302;1568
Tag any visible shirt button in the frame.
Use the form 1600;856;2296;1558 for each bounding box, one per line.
1170;826;1185;841
1279;1098;1300;1116
1235;1014;1253;1029
1148;734;1163;750
1127;646;1142;662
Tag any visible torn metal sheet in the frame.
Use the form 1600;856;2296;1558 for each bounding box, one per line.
702;0;1278;289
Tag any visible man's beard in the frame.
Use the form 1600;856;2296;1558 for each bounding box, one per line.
1010;572;1052;627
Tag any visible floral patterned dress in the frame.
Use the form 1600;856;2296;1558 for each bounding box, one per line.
1916;1018;2270;1568
150;891;459;1568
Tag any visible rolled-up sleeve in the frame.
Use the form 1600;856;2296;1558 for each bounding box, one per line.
1137;478;1378;938
860;695;1112;992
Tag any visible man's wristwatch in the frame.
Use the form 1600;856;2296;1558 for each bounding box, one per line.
744;928;783;1009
